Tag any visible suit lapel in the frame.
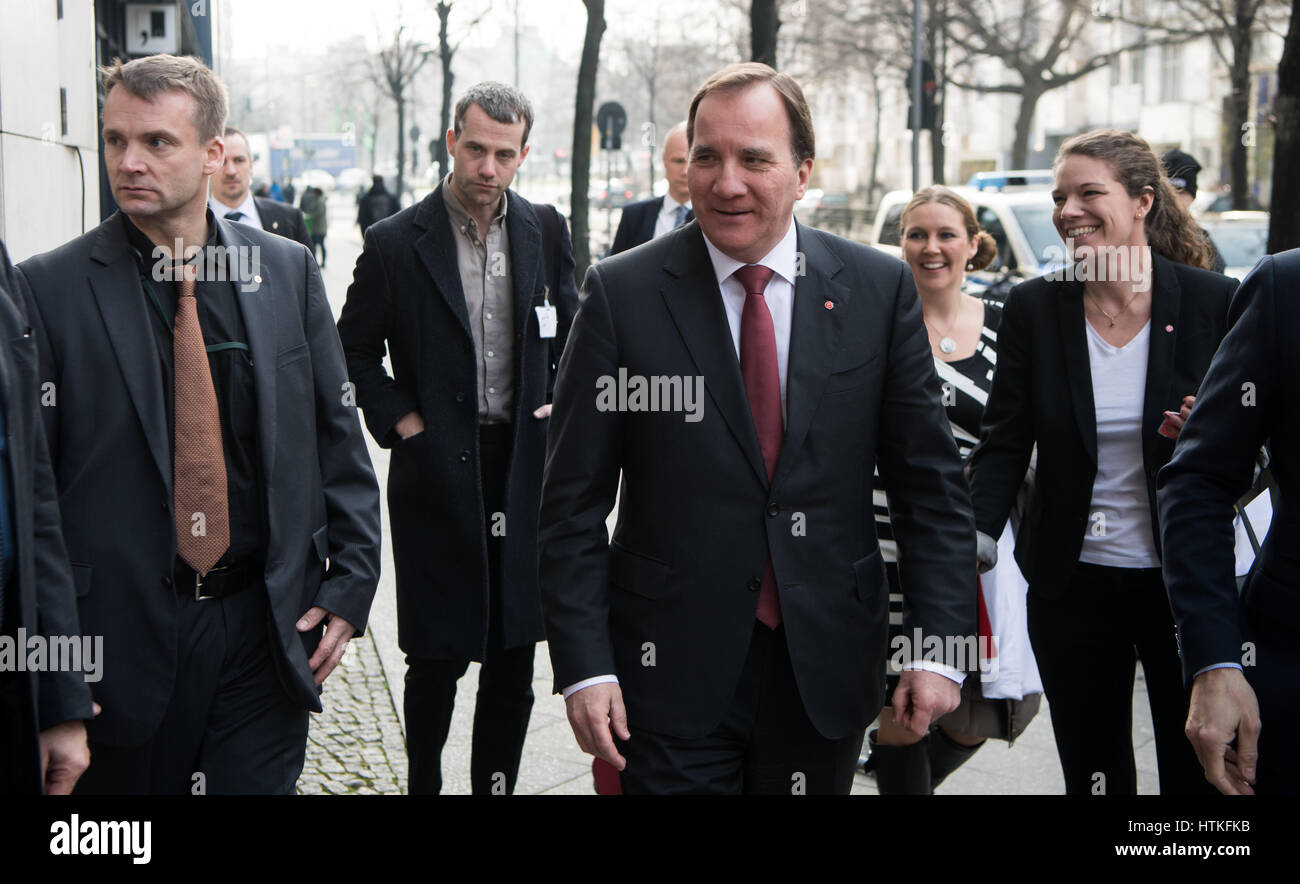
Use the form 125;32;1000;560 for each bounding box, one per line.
88;216;172;492
641;198;662;244
1142;254;1179;470
773;225;845;488
220;218;280;482
413;190;472;341
506;192;541;344
660;225;769;488
1057;279;1098;464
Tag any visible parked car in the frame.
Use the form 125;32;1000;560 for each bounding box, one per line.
1200;211;1269;280
966;169;1054;191
869;186;1061;297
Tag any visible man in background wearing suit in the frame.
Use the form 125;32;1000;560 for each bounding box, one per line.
338;82;578;794
0;240;93;795
539;63;974;794
19;54;381;794
607;122;692;255
210;127;314;253
1159;248;1300;796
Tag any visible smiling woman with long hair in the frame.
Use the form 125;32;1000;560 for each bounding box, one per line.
965;130;1236;794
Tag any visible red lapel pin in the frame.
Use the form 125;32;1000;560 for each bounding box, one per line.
824;300;834;310
1165;324;1173;332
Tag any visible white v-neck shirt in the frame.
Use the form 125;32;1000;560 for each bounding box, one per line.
1079;319;1161;568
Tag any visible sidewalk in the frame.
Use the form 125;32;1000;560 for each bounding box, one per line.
301;200;1161;796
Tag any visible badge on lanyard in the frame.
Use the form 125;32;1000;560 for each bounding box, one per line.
536;285;557;339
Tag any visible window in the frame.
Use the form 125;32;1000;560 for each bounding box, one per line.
1161;44;1183;102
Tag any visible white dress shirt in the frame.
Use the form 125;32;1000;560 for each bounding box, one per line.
652;195;693;239
209;191;262;229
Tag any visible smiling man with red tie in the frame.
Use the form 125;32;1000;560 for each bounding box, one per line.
538;63;976;794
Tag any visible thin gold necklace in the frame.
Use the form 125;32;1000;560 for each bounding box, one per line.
1087;288;1141;327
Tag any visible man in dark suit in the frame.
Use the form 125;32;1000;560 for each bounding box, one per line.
337;82;578;794
1159;248;1300;796
607;121;692;256
18;54;381;794
210;127;314;253
538;63;974;794
0;240;93;795
356;176;402;236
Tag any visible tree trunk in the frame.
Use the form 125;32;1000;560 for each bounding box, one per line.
751;0;779;67
1009;81;1042;169
869;69;882;205
571;0;606;276
1228;0;1256;210
437;2;454;183
929;2;946;185
396;94;407;203
1268;0;1300;253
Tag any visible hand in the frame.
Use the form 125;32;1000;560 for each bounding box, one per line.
891;669;961;738
39;720;90;795
564;682;630;770
975;530;998;574
394;411;425;440
1161;395;1196;439
1185;667;1260;795
532;404;552;419
297;607;358;685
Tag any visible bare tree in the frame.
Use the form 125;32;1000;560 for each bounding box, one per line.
942;0;1158;168
1117;0;1290;209
572;0;606;274
1269;0;1299;251
433;1;494;183
370;24;434;200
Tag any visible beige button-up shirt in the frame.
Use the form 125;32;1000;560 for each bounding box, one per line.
442;176;515;422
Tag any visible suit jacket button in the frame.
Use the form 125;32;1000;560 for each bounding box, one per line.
766;503;779;517
459;450;471;462
456;392;466;402
162;576;173;588
747;578;761;592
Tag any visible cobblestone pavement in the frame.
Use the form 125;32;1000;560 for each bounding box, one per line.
298;631;408;795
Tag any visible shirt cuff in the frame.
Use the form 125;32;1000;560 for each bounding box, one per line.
561;674;620;699
902;660;967;685
1193;662;1244;678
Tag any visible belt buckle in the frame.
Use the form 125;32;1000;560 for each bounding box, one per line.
194;565;229;601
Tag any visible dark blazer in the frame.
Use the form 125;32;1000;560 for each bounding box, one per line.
967;253;1237;598
254;196;314;252
609;197;693;256
538;221;975;741
0;241;94;753
1158;249;1300;682
336;187;579;660
18;215;381;747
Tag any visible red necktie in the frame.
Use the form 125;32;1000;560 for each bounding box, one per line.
734;264;782;629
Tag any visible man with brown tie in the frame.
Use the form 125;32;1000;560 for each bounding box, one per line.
17;54;380;793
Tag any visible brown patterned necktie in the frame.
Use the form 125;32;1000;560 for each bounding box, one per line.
173;266;230;575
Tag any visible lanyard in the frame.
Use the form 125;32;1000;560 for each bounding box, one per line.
138;273;250;355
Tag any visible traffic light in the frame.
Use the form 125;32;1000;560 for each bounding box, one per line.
908;59;938;131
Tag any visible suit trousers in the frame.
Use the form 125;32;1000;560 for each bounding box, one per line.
73;582;309;795
1028;563;1211;795
403;423;536;795
615;622;866;795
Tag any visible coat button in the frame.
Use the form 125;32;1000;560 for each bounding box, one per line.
747;578;761;592
767;503;779;517
459;450;471;462
162;576;173;588
455;392;466;402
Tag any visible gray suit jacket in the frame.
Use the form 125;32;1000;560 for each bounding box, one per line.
18;214;380;746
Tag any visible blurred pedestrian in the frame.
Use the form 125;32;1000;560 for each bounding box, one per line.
866;186;1043;794
357;175;401;235
608;121;692;255
967;129;1237;795
1159;248;1300;796
283;179;296;206
300;186;328;267
1160;149;1225;273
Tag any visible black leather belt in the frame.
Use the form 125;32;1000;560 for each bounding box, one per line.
174;558;264;601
